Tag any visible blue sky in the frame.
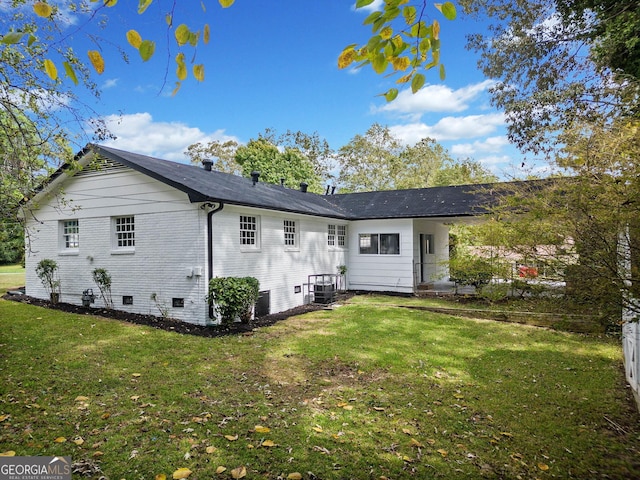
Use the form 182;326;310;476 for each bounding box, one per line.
62;0;548;179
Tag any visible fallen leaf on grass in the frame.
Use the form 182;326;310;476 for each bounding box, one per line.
54;437;67;443
75;396;89;402
224;435;238;441
216;466;226;474
402;428;412;435
101;412;111;420
373;406;385;411
172;467;192;479
132;373;142;378
231;466;246;479
287;473;302;480
254;425;270;433
155;475;167;480
73;437;84;446
205;446;217;454
260;440;276;447
410;438;424;448
437;449;448;457
0;415;9;422
312;425;323;433
538;463;549;471
130;395;141;401
92;451;103;457
0;451;16;456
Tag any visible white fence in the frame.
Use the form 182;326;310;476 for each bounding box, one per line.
623;321;639;391
623;319;640;411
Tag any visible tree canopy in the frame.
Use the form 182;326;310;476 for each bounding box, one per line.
459;0;640;156
336;123;495;192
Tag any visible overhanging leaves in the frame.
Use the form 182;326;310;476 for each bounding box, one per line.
139;40;155;61
87;50;105;74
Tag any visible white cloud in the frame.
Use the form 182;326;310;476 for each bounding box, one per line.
389;112;505;144
376;80;496;118
353;0;383;12
97;113;239;162
102;79;118;89
451;136;509;156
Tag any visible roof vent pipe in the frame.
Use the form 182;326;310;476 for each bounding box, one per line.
300;182;308;193
251;171;260;185
202;159;213;171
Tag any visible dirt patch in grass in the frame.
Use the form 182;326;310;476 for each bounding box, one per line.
2;292;353;337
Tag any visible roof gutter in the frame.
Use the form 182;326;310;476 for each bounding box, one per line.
205;201;224;319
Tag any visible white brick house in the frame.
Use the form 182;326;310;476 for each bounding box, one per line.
22;145;492;325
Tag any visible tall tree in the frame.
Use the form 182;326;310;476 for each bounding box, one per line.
234;138;323;193
431;158;498;186
259;129;333;184
457;0;640;323
395;137;454;189
460;0;640;157
184;140;241;175
337;124;473;192
337;124;404;192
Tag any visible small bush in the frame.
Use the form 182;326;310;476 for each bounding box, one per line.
449;255;495;288
92;268;113;309
207;276;260;324
35;258;60;303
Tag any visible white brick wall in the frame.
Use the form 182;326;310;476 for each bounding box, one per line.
25;168;210;324
211;205;348;314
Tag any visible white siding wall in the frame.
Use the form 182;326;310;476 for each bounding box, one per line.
210;205;347;314
25;168;209;324
347;219;415;293
412;219;451;284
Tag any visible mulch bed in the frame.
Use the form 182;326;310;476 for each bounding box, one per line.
2;292;352;338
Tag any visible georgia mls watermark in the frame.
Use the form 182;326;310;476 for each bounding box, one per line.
0;457;71;480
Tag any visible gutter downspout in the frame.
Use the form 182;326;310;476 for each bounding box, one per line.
205;202;224;319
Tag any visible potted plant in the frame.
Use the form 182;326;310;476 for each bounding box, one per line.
337;265;348;292
35;259;61;304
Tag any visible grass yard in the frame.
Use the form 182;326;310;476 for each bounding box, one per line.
0;264;24;295
1;296;639;479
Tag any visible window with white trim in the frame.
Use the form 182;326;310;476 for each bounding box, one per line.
337;225;347;247
113;216;135;250
240;215;260;248
359;233;400;255
328;224;347;248
284;220;297;248
61;220;79;250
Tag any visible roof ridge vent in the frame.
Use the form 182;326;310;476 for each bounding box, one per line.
202;159;213;171
300;182;308;193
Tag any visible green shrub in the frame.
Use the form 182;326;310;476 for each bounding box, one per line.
449;255;495;288
92;268;113;309
207;276;260;324
35;258;60;303
478;283;510;303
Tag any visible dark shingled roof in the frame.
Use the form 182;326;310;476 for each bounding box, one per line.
65;145;501;220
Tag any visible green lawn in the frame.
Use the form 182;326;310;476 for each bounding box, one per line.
0;264;24;295
0;296;638;479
